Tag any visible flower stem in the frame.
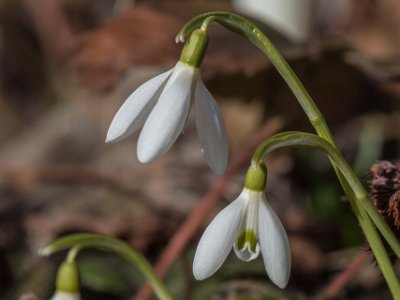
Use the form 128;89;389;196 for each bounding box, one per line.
253;132;400;259
200;16;216;32
252;131;400;296
66;246;80;263
177;12;400;296
39;233;173;300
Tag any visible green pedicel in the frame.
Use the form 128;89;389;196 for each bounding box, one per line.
179;29;208;68
56;261;79;293
245;162;267;191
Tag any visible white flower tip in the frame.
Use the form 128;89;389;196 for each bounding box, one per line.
192;263;211;281
192;245;221;282
105;132;124;143
137;142;161;163
201;145;228;176
192;251;222;282
192;250;222;281
137;152;153;163
105;125;126;143
209;156;228;176
275;277;289;289
268;259;290;288
234;243;260;262
270;270;290;289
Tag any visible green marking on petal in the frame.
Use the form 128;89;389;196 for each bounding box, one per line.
236;229;258;252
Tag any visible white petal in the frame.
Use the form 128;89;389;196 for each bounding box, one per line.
233;190;261;261
137;62;197;163
106;69;172;143
193;196;246;280
234;243;260;261
50;291;81;300
258;198;291;288
194;79;228;175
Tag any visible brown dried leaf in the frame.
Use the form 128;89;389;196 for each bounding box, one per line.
72;6;182;91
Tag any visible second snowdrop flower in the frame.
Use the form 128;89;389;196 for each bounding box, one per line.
106;29;228;175
193;162;291;288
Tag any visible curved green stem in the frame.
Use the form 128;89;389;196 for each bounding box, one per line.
40;233;173;300
253;132;400;257
179;12;400;297
177;12;331;138
200;16;217;32
66;246;80;263
252;131;400;295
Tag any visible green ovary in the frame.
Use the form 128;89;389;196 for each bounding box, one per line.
236;230;258;252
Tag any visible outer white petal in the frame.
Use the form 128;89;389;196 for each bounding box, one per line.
50;291;81;300
137;62;197;163
106;69;172;143
193;196;246;280
258;198;291;289
194;79;228;176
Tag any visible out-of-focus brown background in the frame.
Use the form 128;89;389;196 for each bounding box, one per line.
0;0;399;299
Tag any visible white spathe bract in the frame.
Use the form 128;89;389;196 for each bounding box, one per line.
50;291;81;300
193;188;291;288
106;61;228;175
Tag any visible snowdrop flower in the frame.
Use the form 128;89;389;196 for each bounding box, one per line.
193;163;291;288
50;261;81;300
106;29;228;175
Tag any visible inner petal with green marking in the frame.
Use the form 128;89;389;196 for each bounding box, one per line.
233;191;261;262
236;229;258;252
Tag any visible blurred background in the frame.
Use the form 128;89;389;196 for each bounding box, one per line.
0;0;400;299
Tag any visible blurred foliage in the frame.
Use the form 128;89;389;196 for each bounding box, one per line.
1;0;400;299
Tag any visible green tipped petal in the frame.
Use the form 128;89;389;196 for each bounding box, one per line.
236;229;257;252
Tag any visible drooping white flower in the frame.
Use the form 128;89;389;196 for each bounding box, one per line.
193;188;291;288
50;291;81;300
106;27;228;175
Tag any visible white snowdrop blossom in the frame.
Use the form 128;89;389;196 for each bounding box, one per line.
193;187;291;288
106;29;228;175
50;291;81;300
